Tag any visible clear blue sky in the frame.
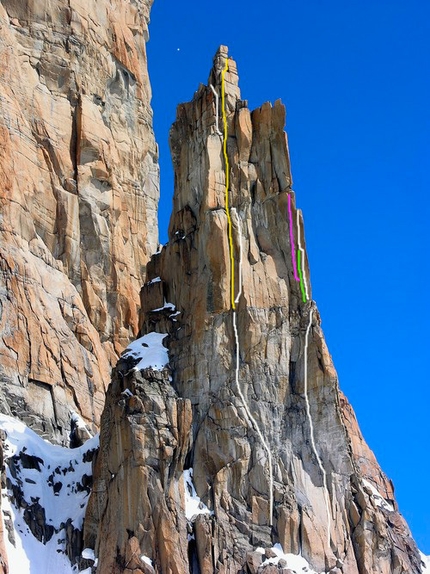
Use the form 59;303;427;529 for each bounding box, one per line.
147;0;430;553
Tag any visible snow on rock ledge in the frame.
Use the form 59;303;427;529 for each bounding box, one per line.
259;543;328;573
362;478;394;512
121;332;169;372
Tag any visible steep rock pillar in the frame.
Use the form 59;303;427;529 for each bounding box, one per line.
153;44;346;572
141;46;422;573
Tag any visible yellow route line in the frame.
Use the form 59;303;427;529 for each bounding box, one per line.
221;58;236;310
220;57;274;526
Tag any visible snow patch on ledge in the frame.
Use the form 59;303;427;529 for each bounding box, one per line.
122;332;169;372
81;547;95;560
78;547;98;572
261;543;327;573
151;301;176;312
141;554;153;566
183;469;212;521
362;478;394;512
147;276;161;284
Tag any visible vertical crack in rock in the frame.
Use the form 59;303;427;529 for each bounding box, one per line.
86;45;424;573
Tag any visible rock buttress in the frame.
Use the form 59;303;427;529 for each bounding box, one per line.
86;47;424;574
0;0;159;442
83;359;192;574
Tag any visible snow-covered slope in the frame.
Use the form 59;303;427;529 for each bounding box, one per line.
0;414;98;573
421;551;430;573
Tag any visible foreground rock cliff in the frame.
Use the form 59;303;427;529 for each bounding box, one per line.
0;0;158;443
83;47;424;574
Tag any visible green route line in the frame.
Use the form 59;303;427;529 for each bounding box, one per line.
297;249;307;303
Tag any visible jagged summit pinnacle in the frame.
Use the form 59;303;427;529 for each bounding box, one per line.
208;45;241;113
210;44;230;74
207;45;239;94
169;45;293;242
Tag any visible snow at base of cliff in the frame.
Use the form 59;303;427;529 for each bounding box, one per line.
0;414;98;574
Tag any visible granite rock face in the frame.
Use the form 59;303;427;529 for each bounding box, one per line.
84;358;192;574
85;47;424;573
0;0;158;443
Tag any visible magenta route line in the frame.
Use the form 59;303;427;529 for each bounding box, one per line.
288;193;300;281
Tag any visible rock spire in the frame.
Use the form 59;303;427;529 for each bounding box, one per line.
84;46;424;574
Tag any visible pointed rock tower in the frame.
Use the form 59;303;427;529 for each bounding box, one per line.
84;46;424;574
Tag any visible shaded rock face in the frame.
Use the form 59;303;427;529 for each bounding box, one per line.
87;47;423;573
84;360;192;574
0;0;158;443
